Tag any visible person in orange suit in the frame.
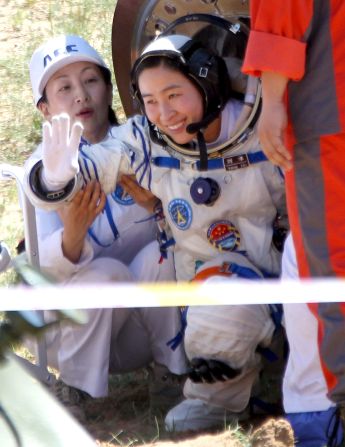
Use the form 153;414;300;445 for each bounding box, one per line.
242;2;345;445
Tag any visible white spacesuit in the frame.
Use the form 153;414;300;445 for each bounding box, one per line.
24;34;287;429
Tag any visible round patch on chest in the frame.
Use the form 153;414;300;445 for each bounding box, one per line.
168;198;193;230
207;220;241;252
111;184;135;205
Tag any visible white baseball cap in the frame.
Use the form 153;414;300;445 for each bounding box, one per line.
30;35;109;105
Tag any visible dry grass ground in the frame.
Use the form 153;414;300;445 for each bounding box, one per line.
79;368;294;447
10;332;292;446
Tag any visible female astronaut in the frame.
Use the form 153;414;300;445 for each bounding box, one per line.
25;33;287;431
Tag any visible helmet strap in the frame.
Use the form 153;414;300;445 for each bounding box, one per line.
196;130;208;171
187;106;222;171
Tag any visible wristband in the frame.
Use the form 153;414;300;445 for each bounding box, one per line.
29;160;76;203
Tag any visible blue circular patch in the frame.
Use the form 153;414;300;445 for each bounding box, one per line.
168;198;192;230
207;220;241;252
111;184;135;206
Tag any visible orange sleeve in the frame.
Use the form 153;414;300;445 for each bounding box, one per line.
242;0;314;80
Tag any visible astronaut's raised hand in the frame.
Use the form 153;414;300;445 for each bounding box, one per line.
41;113;83;191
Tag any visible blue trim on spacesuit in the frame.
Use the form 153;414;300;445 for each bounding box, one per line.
87;200;120;247
79;144;120;247
152;150;267;171
79;146;100;182
167;306;188;351
133;121;152;189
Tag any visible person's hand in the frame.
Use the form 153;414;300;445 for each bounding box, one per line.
118;174;159;213
258;71;293;171
258;99;293;171
42;113;83;190
57;180;106;263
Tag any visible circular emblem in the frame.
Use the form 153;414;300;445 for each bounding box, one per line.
111;184;134;205
207;220;241;252
190;177;220;206
168;198;193;230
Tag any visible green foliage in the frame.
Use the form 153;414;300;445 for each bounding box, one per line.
0;182;23;286
228;423;252;447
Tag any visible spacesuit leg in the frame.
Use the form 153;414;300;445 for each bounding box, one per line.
165;303;274;432
183;304;274;409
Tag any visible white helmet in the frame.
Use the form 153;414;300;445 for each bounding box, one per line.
131;34;231;136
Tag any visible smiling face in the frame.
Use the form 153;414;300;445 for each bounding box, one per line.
138;63;205;145
38;61;112;144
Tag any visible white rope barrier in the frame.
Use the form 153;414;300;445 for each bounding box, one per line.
1;278;345;310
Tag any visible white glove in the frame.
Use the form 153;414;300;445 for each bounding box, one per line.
41;113;83;191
